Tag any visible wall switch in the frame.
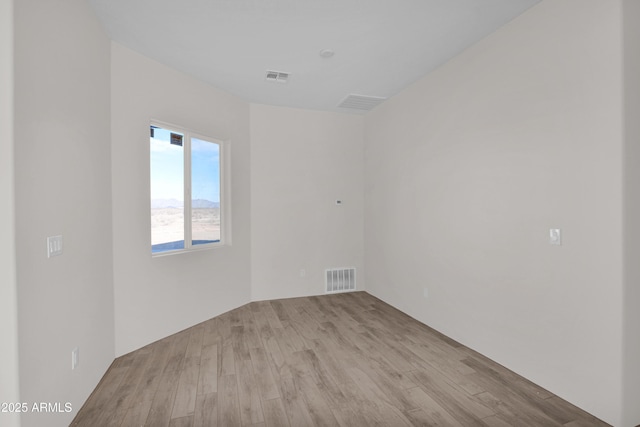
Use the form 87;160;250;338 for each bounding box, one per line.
423;287;429;298
71;347;79;370
300;269;306;278
550;228;562;246
47;235;63;258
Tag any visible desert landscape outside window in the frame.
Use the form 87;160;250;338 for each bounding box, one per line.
150;123;222;254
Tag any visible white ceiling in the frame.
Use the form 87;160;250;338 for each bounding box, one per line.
88;0;540;114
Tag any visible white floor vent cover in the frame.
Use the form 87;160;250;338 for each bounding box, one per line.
325;268;356;294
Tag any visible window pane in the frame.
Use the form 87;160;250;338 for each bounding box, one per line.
150;126;185;253
191;137;220;246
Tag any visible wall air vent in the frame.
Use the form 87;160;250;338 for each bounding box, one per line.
325;267;356;294
338;94;387;111
265;70;290;83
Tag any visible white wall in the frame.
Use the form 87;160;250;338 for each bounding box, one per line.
0;0;20;426
111;43;252;356
364;1;624;425
13;0;115;425
250;104;364;301
622;0;640;425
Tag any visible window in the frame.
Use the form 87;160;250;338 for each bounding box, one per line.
150;122;225;255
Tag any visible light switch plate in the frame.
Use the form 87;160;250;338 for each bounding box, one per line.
47;235;63;257
549;228;562;245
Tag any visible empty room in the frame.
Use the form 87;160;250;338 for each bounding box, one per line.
1;0;639;426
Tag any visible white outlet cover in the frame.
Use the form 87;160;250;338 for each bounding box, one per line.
47;235;63;258
550;228;562;245
423;288;429;298
71;347;79;370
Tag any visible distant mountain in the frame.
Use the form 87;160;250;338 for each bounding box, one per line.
192;199;219;208
151;198;219;209
151;198;183;208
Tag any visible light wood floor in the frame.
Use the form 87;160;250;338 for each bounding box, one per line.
72;292;609;427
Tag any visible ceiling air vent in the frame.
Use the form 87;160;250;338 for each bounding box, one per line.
338;94;387;111
265;70;289;83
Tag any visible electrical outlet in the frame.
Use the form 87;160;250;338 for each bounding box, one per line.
300;269;306;278
423;288;429;298
47;235;63;258
550;228;562;245
72;347;79;370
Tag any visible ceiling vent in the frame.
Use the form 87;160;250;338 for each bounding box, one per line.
265;70;289;83
338;94;387;111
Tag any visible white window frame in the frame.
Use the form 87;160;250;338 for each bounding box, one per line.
150;120;231;257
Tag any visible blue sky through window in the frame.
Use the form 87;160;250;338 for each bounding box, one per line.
192;137;220;203
150;127;220;204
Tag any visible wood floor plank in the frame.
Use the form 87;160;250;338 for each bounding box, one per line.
119;339;173;427
306;339;351;385
144;366;182;427
241;304;264;349
168;415;193;427
346;366;413;416
262;334;292;381
404;407;452;427
171;355;200;419
278;375;315;426
220;339;236;377
218;374;242;426
70;365;129;426
296;349;336;389
235;358;265;425
262;302;284;330
461;347;554;399
217;312;233;340
193;392;217;427
121;400;155;427
295;370;341;427
269;300;291;323
357;362;419;412
251;309;275;343
282;303;323;344
352;327;419;373
172;326;205;419
249;346;280;400
330;404;371;427
544;396;611;427
163;330;191;373
317;320;364;365
404;342;484;396
407;368;495;425
280;321;308;354
482;414;520;427
198;343;218;395
231;325;252;363
405;386;464;427
462;356;571;426
337;379;396;427
73;292;611;427
475;390;541;427
310;295;339;320
94;349;153;426
262;398;290;427
202;317;221;348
